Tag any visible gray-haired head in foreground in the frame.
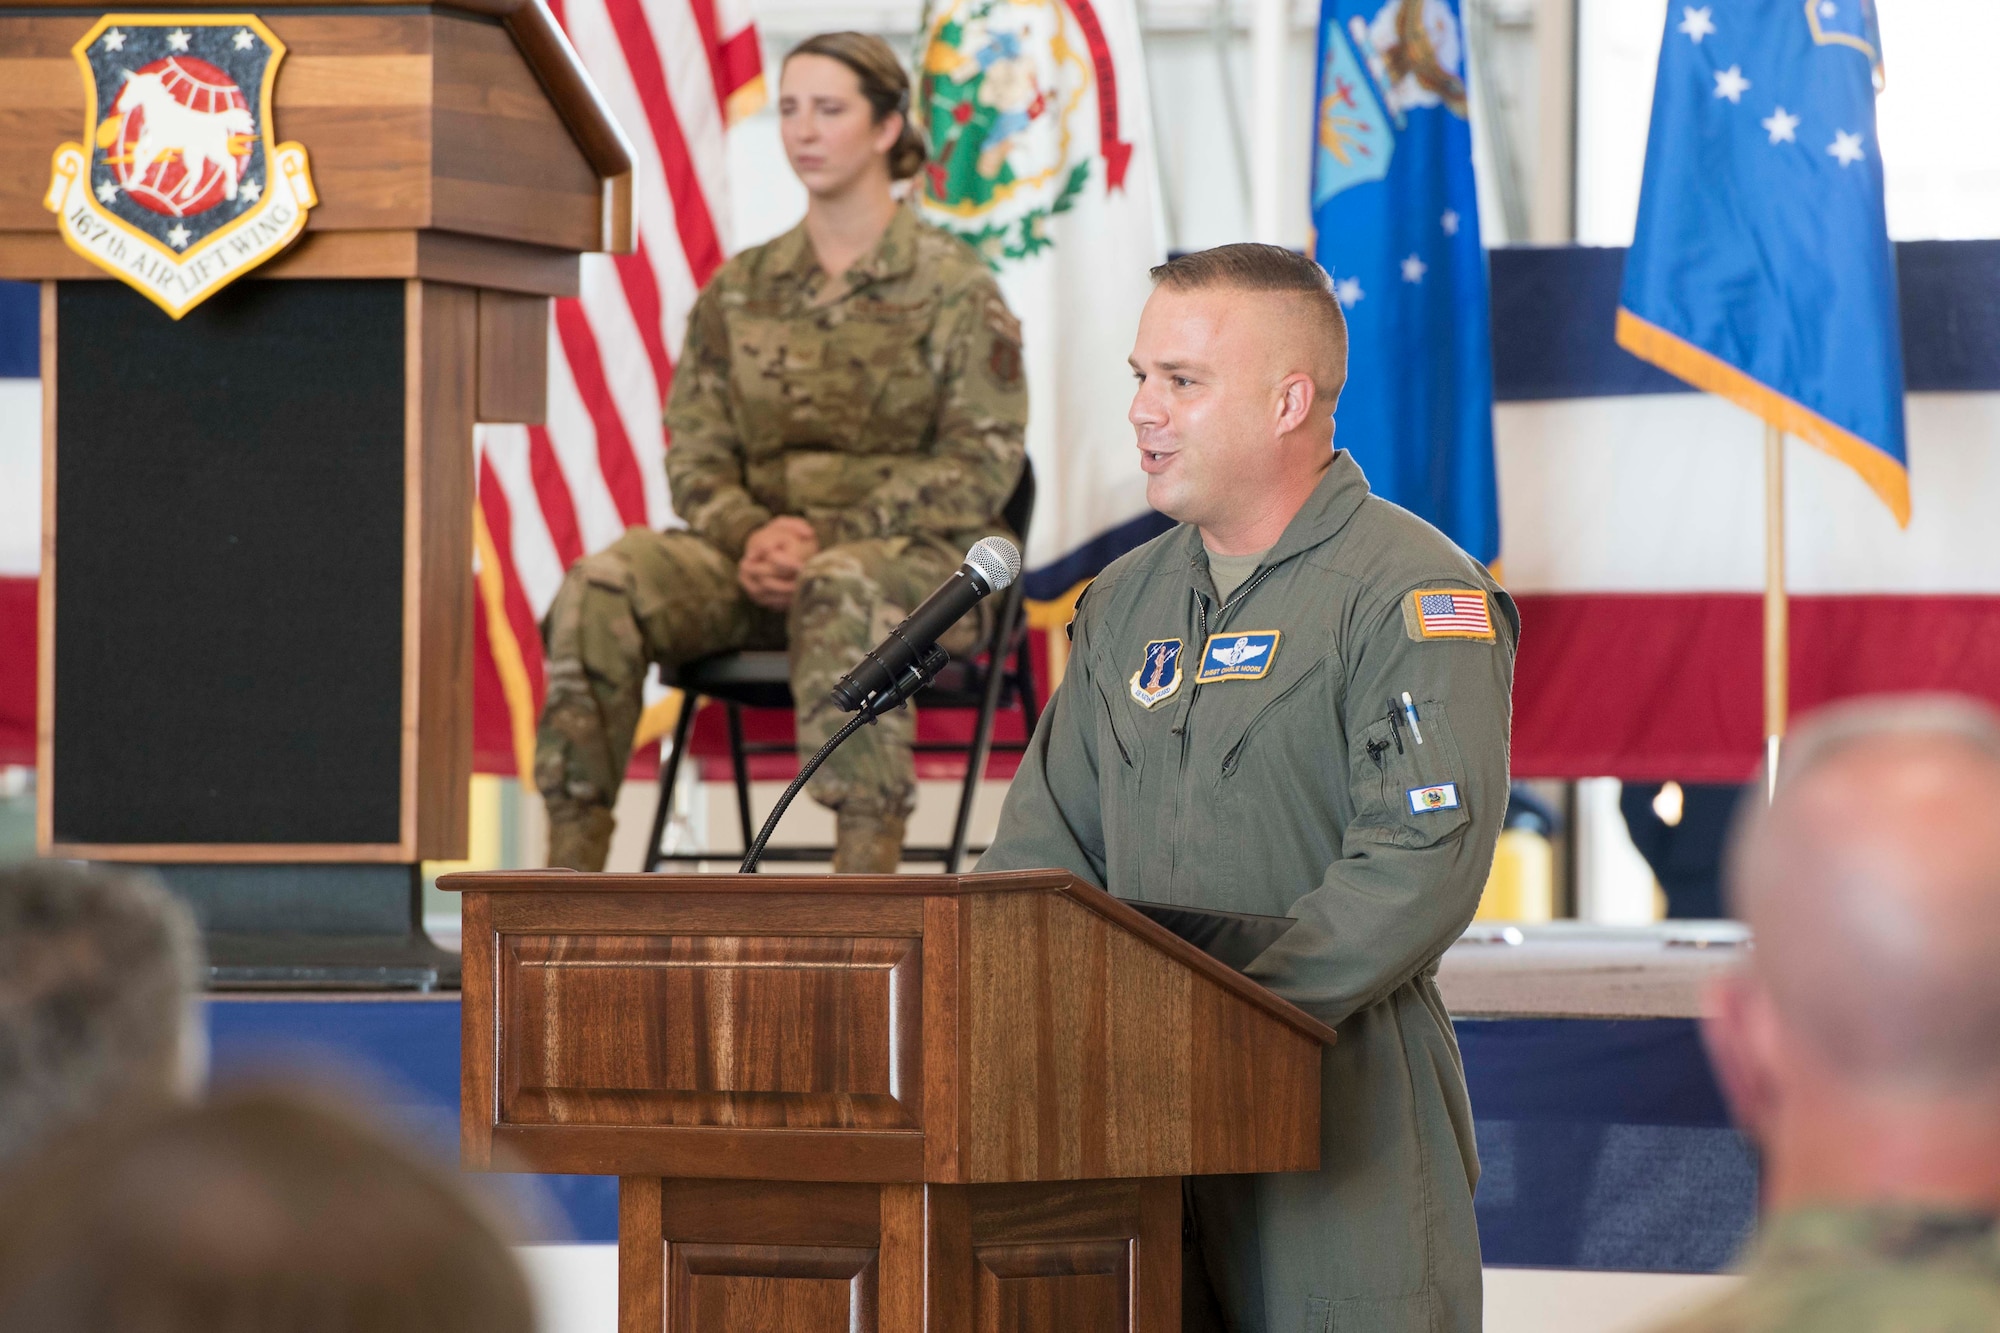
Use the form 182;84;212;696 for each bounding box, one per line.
1725;694;2000;1090
0;861;204;1167
0;1089;535;1333
1149;243;1350;407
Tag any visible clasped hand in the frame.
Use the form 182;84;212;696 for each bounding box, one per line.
738;516;820;611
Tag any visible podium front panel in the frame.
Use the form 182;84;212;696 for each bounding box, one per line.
500;932;923;1130
42;276;477;861
50;279;405;846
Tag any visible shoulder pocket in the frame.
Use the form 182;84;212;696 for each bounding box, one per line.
1350;698;1471;849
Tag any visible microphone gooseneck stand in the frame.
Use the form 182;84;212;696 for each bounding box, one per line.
739;644;951;874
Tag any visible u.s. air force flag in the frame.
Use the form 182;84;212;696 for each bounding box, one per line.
1618;0;1908;523
1309;0;1498;566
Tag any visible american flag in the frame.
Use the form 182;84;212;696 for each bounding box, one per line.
471;0;763;780
1416;591;1493;638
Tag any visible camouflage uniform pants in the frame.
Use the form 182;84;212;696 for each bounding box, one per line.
535;526;971;822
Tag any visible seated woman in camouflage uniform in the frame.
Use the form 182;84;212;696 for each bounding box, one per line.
537;31;1028;873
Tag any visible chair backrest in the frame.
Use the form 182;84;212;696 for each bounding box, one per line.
1002;458;1036;546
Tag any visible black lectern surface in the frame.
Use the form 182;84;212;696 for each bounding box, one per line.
1120;898;1297;972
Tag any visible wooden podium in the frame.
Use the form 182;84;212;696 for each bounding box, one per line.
449;870;1339;1332
3;0;629;981
3;0;628;869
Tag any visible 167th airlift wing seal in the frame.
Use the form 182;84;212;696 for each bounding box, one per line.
44;14;317;318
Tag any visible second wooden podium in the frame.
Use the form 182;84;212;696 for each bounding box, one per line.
449;869;1338;1332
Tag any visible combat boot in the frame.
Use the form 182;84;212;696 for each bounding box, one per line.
547;801;615;871
832;809;906;874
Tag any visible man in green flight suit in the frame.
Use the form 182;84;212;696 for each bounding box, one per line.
979;243;1516;1332
1645;697;2000;1333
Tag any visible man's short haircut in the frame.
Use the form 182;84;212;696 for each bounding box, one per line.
1724;694;2000;1088
1727;693;2000;917
0;862;203;1168
0;1090;536;1333
1149;243;1349;403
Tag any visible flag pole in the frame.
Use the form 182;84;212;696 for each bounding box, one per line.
1763;421;1787;799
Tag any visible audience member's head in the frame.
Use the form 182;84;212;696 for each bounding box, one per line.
0;1089;536;1333
1707;695;2000;1211
0;861;204;1169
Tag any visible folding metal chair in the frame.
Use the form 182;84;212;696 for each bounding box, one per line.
640;463;1041;873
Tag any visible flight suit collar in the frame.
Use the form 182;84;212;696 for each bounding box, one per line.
1181;450;1373;600
767;206;922;293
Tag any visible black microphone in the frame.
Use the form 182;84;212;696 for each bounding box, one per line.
829;537;1022;712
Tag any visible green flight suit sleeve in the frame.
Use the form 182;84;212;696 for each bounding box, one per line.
821;277;1029;547
664;283;774;559
1241;583;1519;1027
975;603;1110;885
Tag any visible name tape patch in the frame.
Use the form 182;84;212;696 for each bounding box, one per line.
1405;588;1496;642
1195;630;1281;683
1407;783;1461;815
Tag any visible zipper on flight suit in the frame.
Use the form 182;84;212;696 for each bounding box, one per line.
1169;563;1282;894
1170;564;1278;740
1220;657;1327;777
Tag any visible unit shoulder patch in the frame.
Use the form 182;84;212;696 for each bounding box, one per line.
1195;630;1280;683
1402;588;1496;642
1129;638;1184;708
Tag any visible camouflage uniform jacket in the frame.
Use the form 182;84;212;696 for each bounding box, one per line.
1653;1207;2000;1333
664;205;1028;560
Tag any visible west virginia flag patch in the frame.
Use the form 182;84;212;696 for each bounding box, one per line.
1407;783;1461;814
1404;589;1495;642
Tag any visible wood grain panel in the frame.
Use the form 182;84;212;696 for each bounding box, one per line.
619;1177;665;1333
879;1185;924;1333
1189;966;1322;1175
1135;1178;1180;1332
963;891;1190;1182
261;12;434;59
477;288;547;423
460;891;497;1168
280;54;431;106
0;229;583;293
278;108;433;231
489;890;926;936
921;894;965;1182
975;1241;1128;1333
672;1244;877;1333
0;16;89;231
431;13;598;250
489;1122;924;1181
0;15;92;58
663;1180;882;1248
0;237;95;281
501;933;921;1129
407;280;476;859
0;10;620;251
928;1180;1174;1333
431;177;599;250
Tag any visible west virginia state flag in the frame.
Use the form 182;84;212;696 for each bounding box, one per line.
1310;0;1498;565
1618;0;1908;523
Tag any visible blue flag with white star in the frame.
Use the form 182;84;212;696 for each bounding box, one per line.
1619;0;1908;523
1309;0;1498;565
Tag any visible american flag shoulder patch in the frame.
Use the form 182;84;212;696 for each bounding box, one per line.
1403;588;1496;642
